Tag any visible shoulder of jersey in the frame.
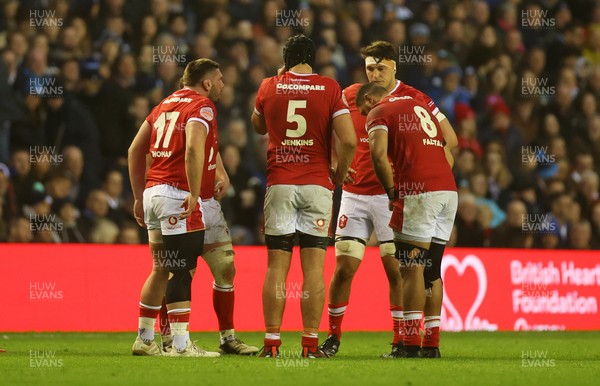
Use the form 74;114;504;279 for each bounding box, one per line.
393;81;421;98
342;83;362;107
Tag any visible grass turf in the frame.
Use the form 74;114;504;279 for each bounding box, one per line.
1;332;599;386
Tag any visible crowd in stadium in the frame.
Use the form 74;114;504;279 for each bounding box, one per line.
0;0;599;249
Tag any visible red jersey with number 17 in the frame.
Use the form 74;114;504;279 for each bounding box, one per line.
254;71;349;189
145;88;217;193
366;95;456;196
342;80;443;195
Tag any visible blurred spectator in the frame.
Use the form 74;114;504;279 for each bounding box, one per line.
455;192;484;247
568;220;592;249
79;190;119;243
7;216;32;242
54;200;85;243
221;144;263;245
118;221;141;244
491;200;534;248
469;170;506;228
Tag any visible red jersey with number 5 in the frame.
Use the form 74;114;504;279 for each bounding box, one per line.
254;71;349;189
366;95;456;195
145;88;217;193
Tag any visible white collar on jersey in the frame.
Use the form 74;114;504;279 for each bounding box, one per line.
288;71;316;76
390;80;401;93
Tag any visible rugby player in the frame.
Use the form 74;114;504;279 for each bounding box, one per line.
251;35;356;358
128;58;223;357
358;83;458;358
320;41;456;358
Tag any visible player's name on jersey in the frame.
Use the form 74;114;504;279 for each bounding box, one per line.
280;139;314;146
163;96;193;104
423;138;443;147
151;150;173;157
276;83;326;91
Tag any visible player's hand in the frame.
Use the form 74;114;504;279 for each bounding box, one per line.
214;179;229;200
388;199;394;211
344;168;356;184
179;194;199;219
133;199;146;228
331;168;347;186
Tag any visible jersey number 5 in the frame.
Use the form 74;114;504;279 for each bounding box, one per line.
153;111;181;148
285;100;307;138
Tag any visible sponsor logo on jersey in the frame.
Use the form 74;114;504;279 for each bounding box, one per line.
207;163;217;170
200;106;214;121
168;216;178;225
276;83;326;91
360;137;369;143
338;214;348;229
151;150;173;157
315;218;327;232
280;139;314;146
389;96;413;102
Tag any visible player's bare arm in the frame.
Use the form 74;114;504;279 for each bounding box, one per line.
368;129;395;210
128;120;152;228
440;119;457;168
214;152;230;200
331;113;356;185
181;120;207;219
251;112;267;135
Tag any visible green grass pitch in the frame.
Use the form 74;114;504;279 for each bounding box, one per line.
1;332;599;386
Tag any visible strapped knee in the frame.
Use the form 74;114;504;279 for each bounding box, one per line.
379;240;395;258
265;234;295;252
203;244;235;284
335;236;366;260
299;233;329;250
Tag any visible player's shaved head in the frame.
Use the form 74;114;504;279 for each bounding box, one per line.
283;34;316;69
181;58;219;87
356;83;388;106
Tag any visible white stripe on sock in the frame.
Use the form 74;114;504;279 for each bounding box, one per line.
213;282;234;292
139;302;162;310
328;306;347;314
167;308;191;314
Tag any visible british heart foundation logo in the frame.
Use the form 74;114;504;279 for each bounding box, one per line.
441;254;498;331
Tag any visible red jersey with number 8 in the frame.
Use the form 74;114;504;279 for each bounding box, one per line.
365;95;456;195
342;80;442;195
254;71;349;189
145;88;217;193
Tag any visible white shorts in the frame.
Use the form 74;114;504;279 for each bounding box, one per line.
264;184;332;237
201;198;232;244
391;190;457;242
336;191;393;242
143;184;204;235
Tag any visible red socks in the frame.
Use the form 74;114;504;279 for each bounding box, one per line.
213;283;235;331
327;302;348;338
390;305;404;345
422;316;441;348
403;311;422;348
